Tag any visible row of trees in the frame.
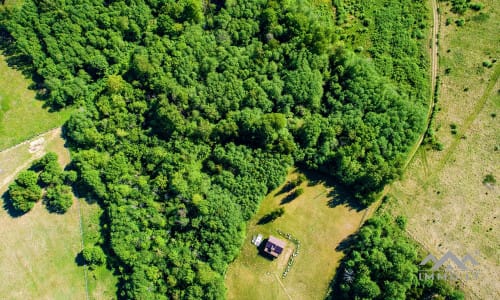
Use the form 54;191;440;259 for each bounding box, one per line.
3;0;430;298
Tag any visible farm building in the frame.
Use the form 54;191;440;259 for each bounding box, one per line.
263;236;286;258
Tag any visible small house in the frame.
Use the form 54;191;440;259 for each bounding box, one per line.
263;235;286;258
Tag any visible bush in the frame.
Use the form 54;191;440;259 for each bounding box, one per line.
455;19;465;26
294;187;304;197
82;245;106;269
469;3;484;11
8;171;42;213
483;174;496;185
395;215;407;230
45;185;73;213
482;60;493;68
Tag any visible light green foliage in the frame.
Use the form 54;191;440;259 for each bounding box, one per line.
8;170;42;212
82;245;106;269
3;0;433;298
333;215;464;300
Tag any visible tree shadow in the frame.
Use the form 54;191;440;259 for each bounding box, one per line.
335;233;358;252
257;213;275;225
275;182;295;196
280;192;298;205
75;251;85;267
298;167;366;212
1;190;27;218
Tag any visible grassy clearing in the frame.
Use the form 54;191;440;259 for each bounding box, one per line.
0;130;117;299
0;54;72;150
382;1;499;299
225;170;369;300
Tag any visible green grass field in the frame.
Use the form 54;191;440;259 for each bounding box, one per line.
0;129;117;299
381;1;499;299
225;170;370;300
0;54;72;150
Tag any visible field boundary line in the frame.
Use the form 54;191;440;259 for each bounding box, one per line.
76;196;91;300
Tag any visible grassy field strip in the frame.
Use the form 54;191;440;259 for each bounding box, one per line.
0;128;60;192
423;64;500;187
0;126;60;153
0;130;88;299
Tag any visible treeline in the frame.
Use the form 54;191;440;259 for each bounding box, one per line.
3;0;428;298
330;214;464;300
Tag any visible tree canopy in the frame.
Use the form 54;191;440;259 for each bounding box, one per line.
3;0;430;298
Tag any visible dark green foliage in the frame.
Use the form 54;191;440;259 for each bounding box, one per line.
331;215;464;300
455;19;465;26
82;245;106;269
45;185;73;213
294;187;304;197
483;174;496;185
7;170;42;213
5;0;430;298
451;0;471;14
469;3;484;11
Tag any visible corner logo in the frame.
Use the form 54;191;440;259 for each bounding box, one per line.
418;250;481;281
420;250;479;271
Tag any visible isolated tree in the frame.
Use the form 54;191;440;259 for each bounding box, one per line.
82;245;106;269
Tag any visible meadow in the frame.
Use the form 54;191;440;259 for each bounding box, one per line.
0;129;117;299
225;170;372;300
0;55;72;150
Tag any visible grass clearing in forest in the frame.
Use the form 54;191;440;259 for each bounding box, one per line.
0;54;72;150
225;170;370;300
0;130;117;299
381;1;500;299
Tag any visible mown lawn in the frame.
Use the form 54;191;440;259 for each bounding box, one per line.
225;170;369;300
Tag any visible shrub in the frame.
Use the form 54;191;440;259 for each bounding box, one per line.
469;3;484;11
45;185;73;213
82;245;106;269
483;174;496;185
395;215;408;230
482;60;493;68
8;170;42;213
455;19;465;26
294;187;304;197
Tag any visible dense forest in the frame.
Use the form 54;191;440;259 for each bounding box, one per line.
331;214;464;299
1;0;431;298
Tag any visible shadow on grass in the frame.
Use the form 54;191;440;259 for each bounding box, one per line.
75;251;85;267
257;213;276;225
280;192;298;205
1;190;28;218
275;181;295;196
298;168;366;212
0;19;61;112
